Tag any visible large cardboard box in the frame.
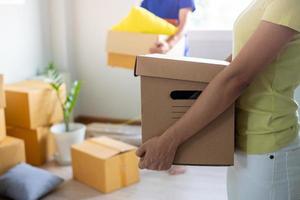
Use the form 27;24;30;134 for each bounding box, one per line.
106;31;185;69
0;109;6;142
6;126;56;166
0;74;5;108
5;80;66;129
72;137;140;193
0;136;26;175
135;54;234;166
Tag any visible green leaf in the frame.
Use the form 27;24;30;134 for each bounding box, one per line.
46;62;64;91
64;81;81;116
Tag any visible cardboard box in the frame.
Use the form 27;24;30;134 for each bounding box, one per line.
106;31;185;69
135;54;234;166
72;137;140;193
6;126;56;166
108;53;137;70
0;74;5;108
0;109;6;142
5;80;66;129
0;136;26;175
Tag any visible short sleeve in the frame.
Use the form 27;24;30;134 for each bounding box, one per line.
262;0;300;32
140;0;148;9
179;0;196;12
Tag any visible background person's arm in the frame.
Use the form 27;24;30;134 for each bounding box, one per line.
137;21;298;170
226;54;232;62
150;8;192;54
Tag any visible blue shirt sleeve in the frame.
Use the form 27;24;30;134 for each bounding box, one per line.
141;0;148;9
179;0;196;12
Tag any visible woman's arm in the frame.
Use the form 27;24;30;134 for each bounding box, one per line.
150;8;192;54
137;21;298;170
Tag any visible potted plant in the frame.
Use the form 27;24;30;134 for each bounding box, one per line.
47;63;86;165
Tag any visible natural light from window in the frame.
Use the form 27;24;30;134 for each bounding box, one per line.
191;0;253;30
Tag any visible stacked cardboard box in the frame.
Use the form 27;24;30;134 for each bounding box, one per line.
106;31;185;69
72;137;140;193
6;127;56;166
0;74;26;175
5;80;66;166
0;75;6;141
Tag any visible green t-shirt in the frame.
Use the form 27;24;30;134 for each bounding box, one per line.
234;0;300;154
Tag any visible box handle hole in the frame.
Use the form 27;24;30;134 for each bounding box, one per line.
170;90;202;100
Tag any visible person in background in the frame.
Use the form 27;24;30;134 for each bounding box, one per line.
137;0;300;199
141;0;196;56
140;0;196;176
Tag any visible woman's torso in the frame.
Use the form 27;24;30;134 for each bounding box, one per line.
234;0;300;154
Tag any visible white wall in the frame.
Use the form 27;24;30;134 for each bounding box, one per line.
0;0;51;83
70;0;141;119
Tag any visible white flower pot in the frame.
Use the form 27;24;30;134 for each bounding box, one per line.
51;123;86;166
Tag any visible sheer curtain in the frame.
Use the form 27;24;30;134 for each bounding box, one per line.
191;0;252;30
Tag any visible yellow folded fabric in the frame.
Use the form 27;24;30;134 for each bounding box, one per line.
112;6;177;35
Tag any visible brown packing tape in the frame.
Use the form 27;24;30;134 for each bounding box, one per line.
107;53;136;69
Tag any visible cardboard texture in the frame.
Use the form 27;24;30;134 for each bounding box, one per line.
135;54;234;166
5;80;66;129
0;74;5;108
108;53;136;69
106;31;185;69
72;137;140;193
6;126;56;166
0;109;6;142
0;136;26;175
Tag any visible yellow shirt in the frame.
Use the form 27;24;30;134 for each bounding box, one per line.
234;0;300;154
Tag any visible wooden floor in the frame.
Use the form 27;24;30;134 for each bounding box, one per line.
42;162;228;200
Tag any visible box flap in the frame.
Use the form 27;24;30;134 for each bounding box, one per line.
90;136;137;153
5;80;65;93
135;54;229;83
73;137;137;160
73;141;121;160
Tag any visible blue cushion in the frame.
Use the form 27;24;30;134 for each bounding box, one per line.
0;163;63;200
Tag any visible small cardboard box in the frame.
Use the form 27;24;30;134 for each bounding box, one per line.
72;137;140;193
106;31;185;69
0;74;5;108
0;109;6;142
5;80;66;129
0;136;26;175
6;126;56;166
135;54;234;166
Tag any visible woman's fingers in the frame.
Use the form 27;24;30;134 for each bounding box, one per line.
136;145;146;157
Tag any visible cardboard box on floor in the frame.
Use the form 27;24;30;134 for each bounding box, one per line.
0;75;6;142
0;74;5;108
6;126;56;166
0;109;6;142
0;136;26;175
5;80;66;129
72;137;140;193
135;54;235;166
106;31;185;69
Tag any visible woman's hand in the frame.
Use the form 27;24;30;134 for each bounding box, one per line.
149;41;171;54
136;134;179;171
